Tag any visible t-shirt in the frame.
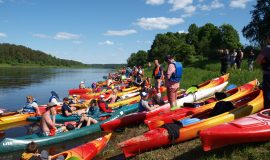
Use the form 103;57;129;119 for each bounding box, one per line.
165;62;179;89
61;103;72;117
139;99;150;112
261;46;270;75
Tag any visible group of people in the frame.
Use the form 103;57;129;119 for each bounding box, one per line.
138;55;183;112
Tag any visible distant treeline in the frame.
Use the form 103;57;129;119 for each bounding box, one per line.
0;43;87;67
88;64;126;69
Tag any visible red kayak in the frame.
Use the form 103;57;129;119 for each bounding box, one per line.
145;80;257;130
200;109;270;151
51;133;112;160
118;89;263;158
69;88;93;95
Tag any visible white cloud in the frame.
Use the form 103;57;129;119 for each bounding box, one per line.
229;0;250;9
54;32;80;40
168;0;193;11
98;40;114;45
146;0;165;5
104;29;137;36
198;0;224;11
33;33;50;39
136;17;184;30
0;32;7;38
184;5;196;14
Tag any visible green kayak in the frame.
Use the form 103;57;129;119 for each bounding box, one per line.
0;103;138;153
27;104;136;123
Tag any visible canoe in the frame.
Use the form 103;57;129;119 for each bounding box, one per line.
0;103;138;153
118;89;264;158
50;133;112;160
200;109;270;151
27;103;139;123
145;80;257;130
101;75;230;131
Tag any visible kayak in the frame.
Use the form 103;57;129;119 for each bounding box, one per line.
200;109;270;151
0;103;63;126
108;95;141;108
50;133;112;160
27;103;139;123
118;89;264;158
0;103;138;153
145;80;257;130
69;88;93;95
101;75;230;131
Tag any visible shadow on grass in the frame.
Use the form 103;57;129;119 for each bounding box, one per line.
173;141;270;160
106;153;126;160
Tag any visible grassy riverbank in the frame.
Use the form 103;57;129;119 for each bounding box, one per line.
100;60;269;160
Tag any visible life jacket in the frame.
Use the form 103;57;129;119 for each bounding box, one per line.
98;100;112;112
49;96;56;102
61;103;72;116
21;152;37;160
169;62;182;83
154;66;162;79
23;102;37;113
138;100;147;112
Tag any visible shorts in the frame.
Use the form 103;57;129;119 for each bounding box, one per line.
167;87;178;103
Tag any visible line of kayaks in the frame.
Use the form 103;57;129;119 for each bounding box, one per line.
1;74;269;159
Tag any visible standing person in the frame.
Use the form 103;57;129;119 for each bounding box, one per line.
257;32;270;109
219;49;230;75
22;95;41;116
248;49;256;71
164;55;183;110
235;49;244;70
152;59;164;101
230;49;237;69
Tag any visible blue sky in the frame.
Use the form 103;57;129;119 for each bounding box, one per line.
0;0;256;64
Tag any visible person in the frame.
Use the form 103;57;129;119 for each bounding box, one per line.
104;88;119;104
164;55;183;110
152;59;164;101
21;142;50;160
248;49;255;71
49;91;59;104
22;96;41;116
219;49;230;75
77;112;98;129
98;95;113;113
230;49;237;69
70;94;80;104
138;66;144;76
235;49;244;70
257;32;270;109
40;102;58;136
85;99;101;119
133;73;143;87
79;81;86;89
138;92;156;112
61;97;82;117
106;77;113;88
126;66;132;78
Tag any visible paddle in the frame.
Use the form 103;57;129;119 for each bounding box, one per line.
51;91;61;101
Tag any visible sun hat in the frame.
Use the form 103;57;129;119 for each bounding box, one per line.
47;102;57;107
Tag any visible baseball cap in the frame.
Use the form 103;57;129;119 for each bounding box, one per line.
141;92;148;97
80;81;84;84
100;95;105;98
63;97;69;101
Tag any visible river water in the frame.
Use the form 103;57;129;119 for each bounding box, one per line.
0;67;114;160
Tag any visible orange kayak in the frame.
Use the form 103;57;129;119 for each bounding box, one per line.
50;133;112;160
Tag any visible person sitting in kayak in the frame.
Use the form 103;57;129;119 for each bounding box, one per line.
133;73;143;87
79;81;86;89
21;95;41;116
139;92;157;112
77;112;98;129
104;88;119;104
21;141;51;160
98;95;113;113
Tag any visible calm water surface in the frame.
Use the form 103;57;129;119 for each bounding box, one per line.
0;67;113;160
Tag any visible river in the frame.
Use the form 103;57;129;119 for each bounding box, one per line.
0;67;114;160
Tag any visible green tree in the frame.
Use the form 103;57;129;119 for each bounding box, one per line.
242;0;270;47
219;24;242;49
127;50;148;67
186;24;199;51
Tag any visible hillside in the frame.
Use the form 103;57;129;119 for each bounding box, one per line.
0;43;87;67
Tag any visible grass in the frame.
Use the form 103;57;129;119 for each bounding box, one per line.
100;60;269;160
